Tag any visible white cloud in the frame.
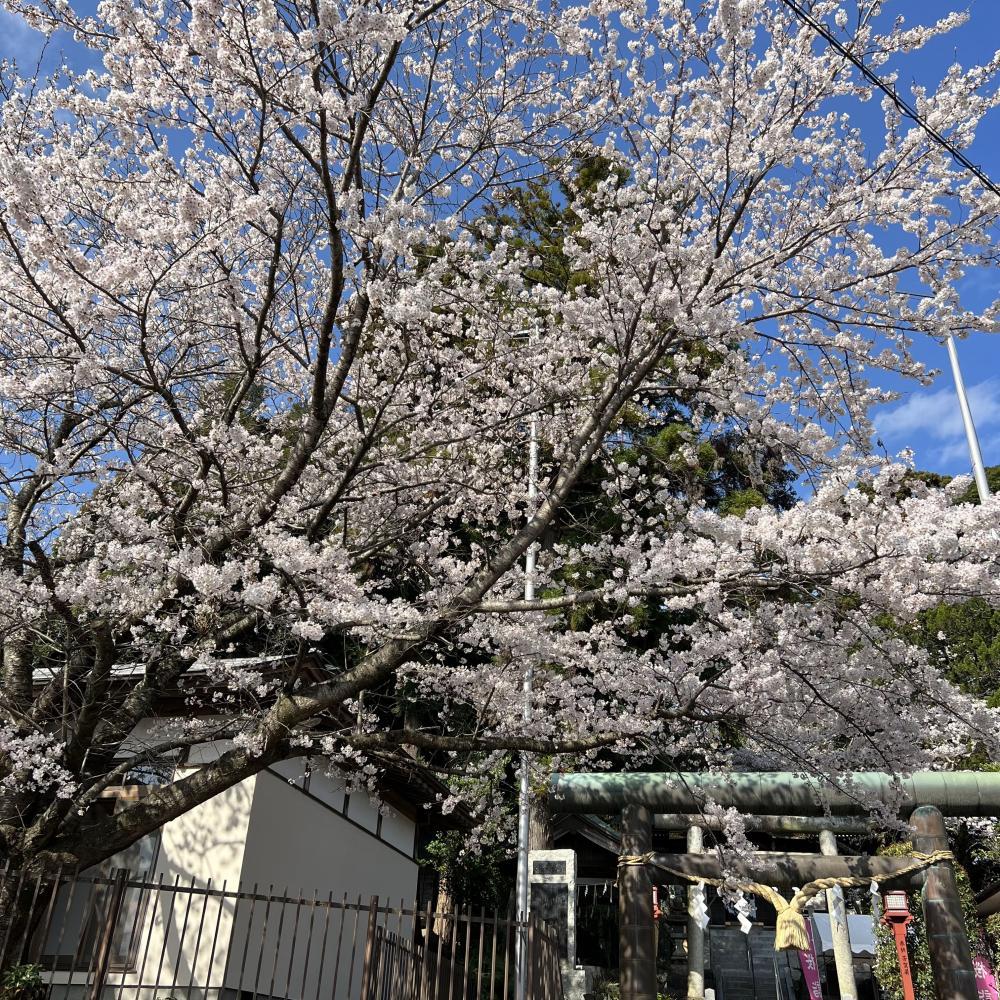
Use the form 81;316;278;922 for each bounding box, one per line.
876;376;999;473
934;437;980;469
877;377;1000;442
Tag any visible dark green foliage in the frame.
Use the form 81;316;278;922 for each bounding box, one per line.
593;979;675;1000
479;154;627;296
914;600;1000;705
421;830;511;911
0;966;45;1000
955;465;1000;504
902;464;999;504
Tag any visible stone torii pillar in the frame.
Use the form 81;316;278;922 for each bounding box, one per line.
819;828;858;1000
911;806;977;1000
686;825;705;1000
619;804;657;1000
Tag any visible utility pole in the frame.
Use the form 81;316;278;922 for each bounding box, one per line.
515;360;540;1000
945;335;992;502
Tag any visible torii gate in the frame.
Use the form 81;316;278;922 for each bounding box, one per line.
549;770;1000;1000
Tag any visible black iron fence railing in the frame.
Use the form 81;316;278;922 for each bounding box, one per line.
0;866;564;1000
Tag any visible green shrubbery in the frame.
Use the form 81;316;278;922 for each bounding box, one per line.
0;965;45;1000
593;978;675;1000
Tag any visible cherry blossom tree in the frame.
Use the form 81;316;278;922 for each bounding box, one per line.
1;0;999;897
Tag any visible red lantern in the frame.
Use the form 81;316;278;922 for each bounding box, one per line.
881;891;917;1000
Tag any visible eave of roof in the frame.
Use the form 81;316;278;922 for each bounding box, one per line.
37;654;473;829
552;814;621;855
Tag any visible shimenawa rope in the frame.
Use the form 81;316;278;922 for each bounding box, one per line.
617;849;954;951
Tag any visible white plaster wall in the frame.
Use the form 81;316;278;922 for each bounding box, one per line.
226;768;420;1000
380;806;416;856
307;767;346;812
238;764;418;900
46;772;257;1000
115;717;171;752
345;791;379;834
139;768;257;985
154;766;256;883
270;757;308;789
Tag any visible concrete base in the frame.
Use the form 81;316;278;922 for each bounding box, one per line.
561;963;598;1000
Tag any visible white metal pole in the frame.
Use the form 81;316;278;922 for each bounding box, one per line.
945;335;992;502
515;387;539;1000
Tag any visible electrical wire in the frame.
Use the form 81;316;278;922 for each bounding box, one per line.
775;0;1000;198
777;0;996;499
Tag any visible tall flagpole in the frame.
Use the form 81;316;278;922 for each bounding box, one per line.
945;335;992;502
515;342;539;1000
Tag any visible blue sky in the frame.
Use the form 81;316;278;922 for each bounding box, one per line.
0;0;997;476
866;0;1000;477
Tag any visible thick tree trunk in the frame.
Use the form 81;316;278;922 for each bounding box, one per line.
433;877;455;945
529;792;553;852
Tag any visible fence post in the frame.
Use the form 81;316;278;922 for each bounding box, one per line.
87;870;129;1000
551;924;559;1000
0;869;28;967
419;901;434;1000
447;903;460;1000
461;905;472;998
360;896;380;1000
548;924;558;1000
525;916;536;1000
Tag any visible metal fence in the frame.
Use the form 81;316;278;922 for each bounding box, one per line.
0;868;563;1000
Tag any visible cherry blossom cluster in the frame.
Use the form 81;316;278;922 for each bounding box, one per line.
0;725;77;800
0;0;998;866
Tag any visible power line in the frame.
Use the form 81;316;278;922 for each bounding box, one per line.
778;0;995;500
775;0;1000;198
